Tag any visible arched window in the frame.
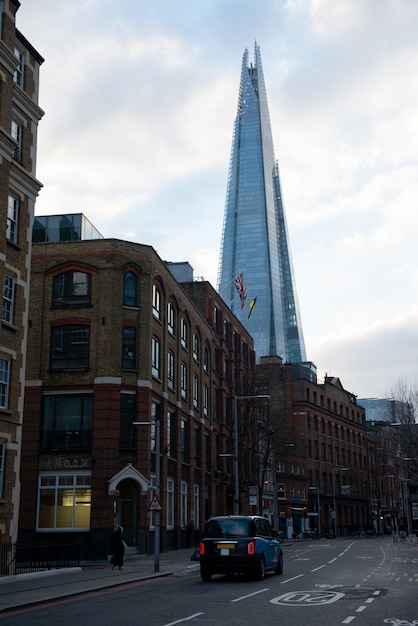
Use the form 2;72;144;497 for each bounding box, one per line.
123;271;137;307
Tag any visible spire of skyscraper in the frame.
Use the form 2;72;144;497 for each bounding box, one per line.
217;43;306;362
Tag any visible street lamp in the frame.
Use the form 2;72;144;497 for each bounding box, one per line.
234;395;270;515
309;486;321;538
133;418;161;572
331;466;348;538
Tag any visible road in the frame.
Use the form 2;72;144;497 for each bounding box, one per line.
2;537;418;626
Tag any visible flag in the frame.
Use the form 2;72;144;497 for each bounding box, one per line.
246;296;257;321
234;272;248;311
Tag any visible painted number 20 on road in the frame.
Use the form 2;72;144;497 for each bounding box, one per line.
271;590;345;607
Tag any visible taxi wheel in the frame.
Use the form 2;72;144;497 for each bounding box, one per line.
275;552;283;575
254;556;265;580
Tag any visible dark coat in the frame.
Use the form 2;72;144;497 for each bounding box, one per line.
109;527;125;567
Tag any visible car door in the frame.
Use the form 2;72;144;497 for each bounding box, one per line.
257;519;275;569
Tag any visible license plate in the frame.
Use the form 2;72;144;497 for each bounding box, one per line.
217;543;235;550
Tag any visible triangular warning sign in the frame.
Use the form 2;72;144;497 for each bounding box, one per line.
148;494;162;512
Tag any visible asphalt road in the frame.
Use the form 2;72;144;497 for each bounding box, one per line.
2;537;418;626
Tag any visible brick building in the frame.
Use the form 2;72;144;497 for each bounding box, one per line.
256;356;372;538
19;223;256;558
0;0;43;542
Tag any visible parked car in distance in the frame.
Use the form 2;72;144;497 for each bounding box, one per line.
199;515;283;581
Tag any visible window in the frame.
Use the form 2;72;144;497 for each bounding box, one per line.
152;284;161;320
151;336;161;378
205;433;211;471
204;346;209;373
277;483;286;499
122;327;136;369
194;426;200;466
167;478;174;528
193;374;199;409
7;194;19;243
203;384;209;417
11;120;22;163
180;318;188;349
50;325;90;370
123;271;137;307
0;442;5;499
52;271;91;306
0;357;10;409
167;302;176;335
13;47;24;87
181;362;187;399
194;484;200;530
167;410;176;457
180;419;188;463
167;350;175;390
193;333;199;362
150;401;160;452
119;392;136;448
41;393;93;449
37;472;91;531
181;481;187;527
2;274;15;324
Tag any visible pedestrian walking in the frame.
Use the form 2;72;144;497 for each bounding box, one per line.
109;525;127;570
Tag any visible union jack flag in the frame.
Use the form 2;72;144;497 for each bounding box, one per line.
234;272;248;310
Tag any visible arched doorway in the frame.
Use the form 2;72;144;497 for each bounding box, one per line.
108;463;149;546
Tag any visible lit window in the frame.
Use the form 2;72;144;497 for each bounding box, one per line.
2;274;15;324
6;195;19;243
37;473;91;531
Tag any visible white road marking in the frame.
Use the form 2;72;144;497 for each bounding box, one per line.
280;573;305;583
342;617;356;624
164;613;204;626
231;588;269;603
311;565;326;571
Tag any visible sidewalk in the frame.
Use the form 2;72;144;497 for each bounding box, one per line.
0;547;197;614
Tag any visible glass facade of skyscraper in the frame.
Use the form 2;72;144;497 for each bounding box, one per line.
218;44;306;362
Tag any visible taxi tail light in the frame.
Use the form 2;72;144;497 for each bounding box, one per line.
247;541;255;555
199;542;205;555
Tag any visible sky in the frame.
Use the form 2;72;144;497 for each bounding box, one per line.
18;0;418;400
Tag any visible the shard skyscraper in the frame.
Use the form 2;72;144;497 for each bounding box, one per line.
218;43;306;362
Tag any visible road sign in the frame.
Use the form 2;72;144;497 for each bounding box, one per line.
148;494;162;512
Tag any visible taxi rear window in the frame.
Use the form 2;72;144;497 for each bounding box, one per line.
205;519;250;538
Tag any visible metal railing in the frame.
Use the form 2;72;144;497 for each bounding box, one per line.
1;541;80;577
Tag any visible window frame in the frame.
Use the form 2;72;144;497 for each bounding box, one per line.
13;46;24;87
36;471;91;532
0;357;11;409
122;327;137;369
41;393;93;450
50;325;90;370
6;194;19;243
52;271;91;307
167;350;175;391
123;271;138;307
152;284;161;320
151;335;161;379
2;274;15;324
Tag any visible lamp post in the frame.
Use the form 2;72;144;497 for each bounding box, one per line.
133;418;160;572
234;395;270;515
331;466;348;538
309;486;321;538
